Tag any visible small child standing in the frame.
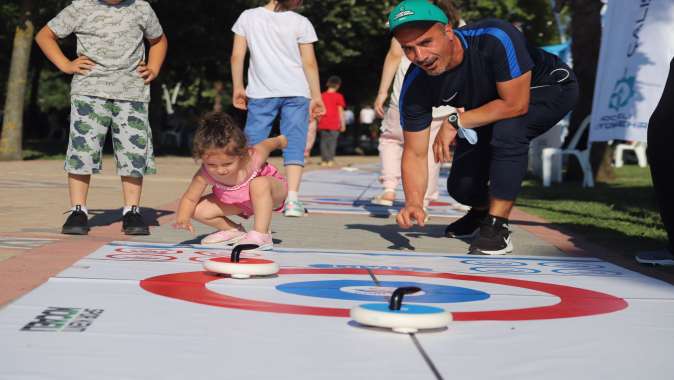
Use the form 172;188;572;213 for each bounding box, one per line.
173;112;288;251
317;76;346;167
230;0;325;218
35;0;167;235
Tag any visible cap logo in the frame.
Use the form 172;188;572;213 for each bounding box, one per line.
394;10;414;20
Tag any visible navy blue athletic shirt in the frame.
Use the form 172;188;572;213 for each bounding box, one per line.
400;19;571;132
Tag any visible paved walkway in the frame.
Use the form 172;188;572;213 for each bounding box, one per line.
1;156;672;306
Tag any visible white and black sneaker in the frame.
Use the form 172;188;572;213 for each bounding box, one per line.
122;206;150;235
61;205;90;235
469;215;513;255
445;208;488;238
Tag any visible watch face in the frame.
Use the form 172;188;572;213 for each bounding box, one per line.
448;114;458;122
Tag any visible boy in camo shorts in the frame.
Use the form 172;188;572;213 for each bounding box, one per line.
35;0;167;235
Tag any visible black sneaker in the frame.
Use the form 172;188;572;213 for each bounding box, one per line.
61;205;90;235
122;206;150;235
469;215;513;255
445;208;488;238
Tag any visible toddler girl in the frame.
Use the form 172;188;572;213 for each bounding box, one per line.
173;112;288;250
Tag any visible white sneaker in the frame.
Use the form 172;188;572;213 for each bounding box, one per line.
284;199;305;217
371;189;396;206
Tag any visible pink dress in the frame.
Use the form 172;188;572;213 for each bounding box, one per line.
201;149;287;218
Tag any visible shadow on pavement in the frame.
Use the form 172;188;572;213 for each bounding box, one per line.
344;223;453;251
88;208;173;227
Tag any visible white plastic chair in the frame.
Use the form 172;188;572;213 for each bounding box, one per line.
613;141;647;167
542;115;594;187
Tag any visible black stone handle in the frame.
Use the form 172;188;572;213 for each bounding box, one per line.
230;244;259;263
388;286;422;310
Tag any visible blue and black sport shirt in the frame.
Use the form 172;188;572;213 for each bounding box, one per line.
399;19;571;132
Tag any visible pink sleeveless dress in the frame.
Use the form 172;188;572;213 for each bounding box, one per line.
201;149;287;218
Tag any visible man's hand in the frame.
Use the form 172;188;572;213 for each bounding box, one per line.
396;204;427;229
172;219;194;234
433;120;458;163
232;87;247;110
137;61;158;84
310;97;326;120
374;92;388;118
63;55;95;75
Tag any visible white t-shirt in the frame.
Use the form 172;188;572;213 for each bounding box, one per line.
232;7;318;99
390;56;454;119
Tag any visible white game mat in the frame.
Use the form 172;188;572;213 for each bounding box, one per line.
1;241;673;379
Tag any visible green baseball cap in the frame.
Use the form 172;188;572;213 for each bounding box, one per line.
388;0;448;33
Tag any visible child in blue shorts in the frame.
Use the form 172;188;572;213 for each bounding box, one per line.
230;0;325;217
35;0;167;235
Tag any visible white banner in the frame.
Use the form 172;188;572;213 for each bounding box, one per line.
589;0;674;142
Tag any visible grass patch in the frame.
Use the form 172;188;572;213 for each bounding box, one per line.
518;166;667;254
22;140;67;160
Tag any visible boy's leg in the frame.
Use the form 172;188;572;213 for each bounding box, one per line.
68;174;91;207
62;95;111;234
112;100;155;235
327;131;339;162
244;98;281;145
279;97;310;217
319;130;330;162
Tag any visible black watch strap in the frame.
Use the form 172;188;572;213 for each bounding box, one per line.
446;113;460;131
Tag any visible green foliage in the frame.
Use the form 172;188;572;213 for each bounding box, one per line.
1;0;561;125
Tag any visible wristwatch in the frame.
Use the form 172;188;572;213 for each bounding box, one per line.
446;112;460;131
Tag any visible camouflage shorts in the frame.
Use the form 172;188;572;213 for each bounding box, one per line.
65;95;156;177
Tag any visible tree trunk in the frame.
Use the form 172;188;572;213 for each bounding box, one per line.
564;0;614;182
0;0;34;161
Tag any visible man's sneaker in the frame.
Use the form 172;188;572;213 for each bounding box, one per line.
122;206;150;235
238;230;273;251
61;205;90;235
201;225;246;245
284;199;305;217
445;208;488;238
635;250;674;266
469;216;513;255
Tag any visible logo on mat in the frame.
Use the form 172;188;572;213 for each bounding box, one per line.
21;307;104;332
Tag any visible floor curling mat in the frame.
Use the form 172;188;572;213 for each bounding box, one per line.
1;241;673;379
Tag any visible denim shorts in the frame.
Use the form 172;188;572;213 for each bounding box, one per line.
244;97;310;166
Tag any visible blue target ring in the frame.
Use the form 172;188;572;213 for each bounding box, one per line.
360;303;445;314
275;280;489;303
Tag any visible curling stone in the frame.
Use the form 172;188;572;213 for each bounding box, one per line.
350;286;452;333
203;244;279;279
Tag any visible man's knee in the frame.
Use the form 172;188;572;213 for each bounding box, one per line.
448;177;487;206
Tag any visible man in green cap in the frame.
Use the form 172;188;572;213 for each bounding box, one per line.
391;0;578;255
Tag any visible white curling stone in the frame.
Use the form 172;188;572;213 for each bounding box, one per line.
350;303;452;333
203;257;279;278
